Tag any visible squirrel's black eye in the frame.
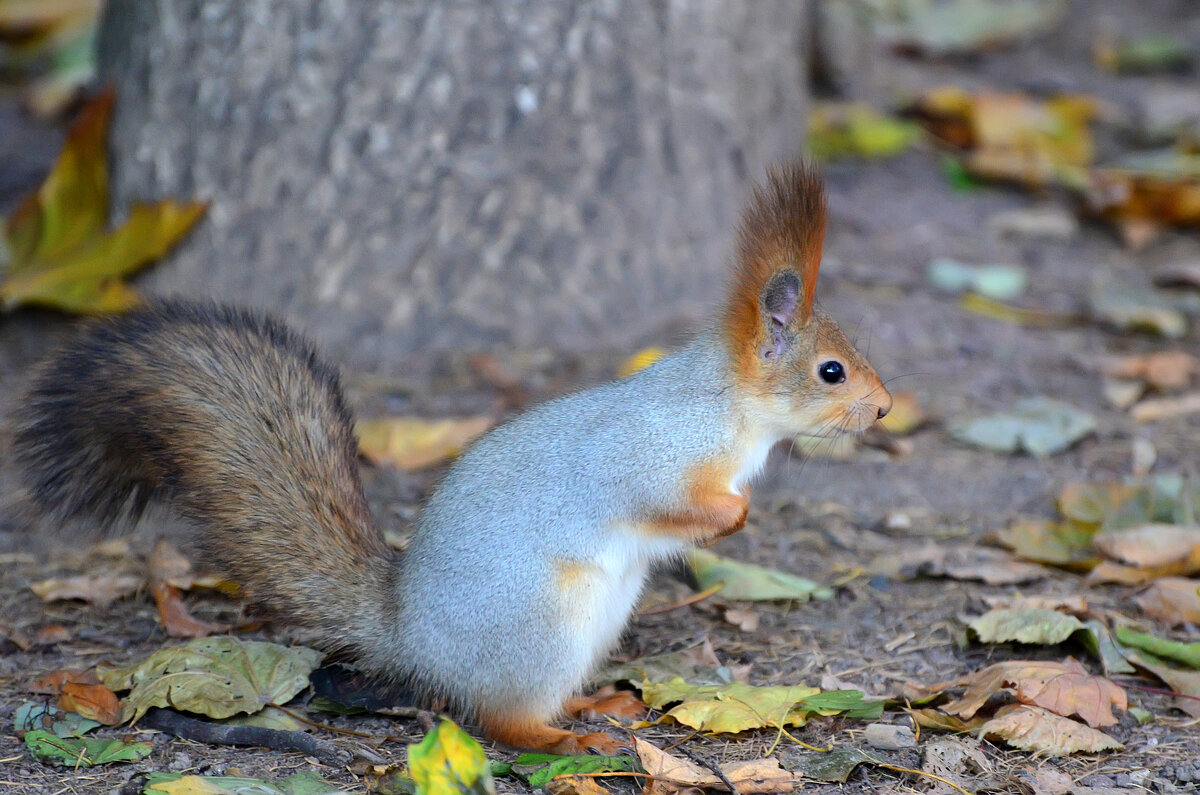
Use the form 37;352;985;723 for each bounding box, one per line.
818;361;845;384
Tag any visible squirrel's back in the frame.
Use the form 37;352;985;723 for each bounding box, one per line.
14;302;393;658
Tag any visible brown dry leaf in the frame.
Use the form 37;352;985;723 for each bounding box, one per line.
980;595;1088;613
151;582;225;639
148;538;197;589
1133;577;1200;624
1119;647;1200;718
546;776;611;795
907;708;987;734
1084;151;1200;242
1020;765;1075;794
1085;560;1160;585
943;660;1125;727
634;738;793;794
1100;351;1197;391
29;574;141;607
1093;523;1200;570
29;668;120;725
980;704;1122;756
356;415;493;470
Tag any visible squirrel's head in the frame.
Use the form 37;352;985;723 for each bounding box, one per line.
722;161;892;438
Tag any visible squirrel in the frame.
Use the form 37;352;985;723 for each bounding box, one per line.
12;161;891;755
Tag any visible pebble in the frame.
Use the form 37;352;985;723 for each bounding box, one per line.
863;722;917;750
987;206;1079;241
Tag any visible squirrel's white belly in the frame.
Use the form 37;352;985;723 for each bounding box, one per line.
555;525;688;681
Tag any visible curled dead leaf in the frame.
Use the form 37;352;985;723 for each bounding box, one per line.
1133;577;1200;625
634;738;793;794
30;574;141;607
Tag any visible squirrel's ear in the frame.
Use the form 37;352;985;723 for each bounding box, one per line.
759;270;801;360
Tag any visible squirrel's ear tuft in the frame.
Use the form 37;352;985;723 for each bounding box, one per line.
723;161;827;365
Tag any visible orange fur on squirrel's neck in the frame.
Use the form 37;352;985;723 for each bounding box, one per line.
722;162;827;380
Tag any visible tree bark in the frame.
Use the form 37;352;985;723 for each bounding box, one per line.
97;0;809;372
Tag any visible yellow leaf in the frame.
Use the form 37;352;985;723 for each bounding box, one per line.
408;719;495;795
617;347;665;378
1;200;208;313
356;415;493;470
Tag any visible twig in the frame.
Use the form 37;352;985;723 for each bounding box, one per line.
139;708;348;766
679;746;741;795
640;584;724;615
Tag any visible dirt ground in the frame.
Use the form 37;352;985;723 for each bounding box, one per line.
2;1;1200;792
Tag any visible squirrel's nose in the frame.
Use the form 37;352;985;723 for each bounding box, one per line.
876;405;890;420
875;388;893;420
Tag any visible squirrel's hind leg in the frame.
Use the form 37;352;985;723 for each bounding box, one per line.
478;712;627;755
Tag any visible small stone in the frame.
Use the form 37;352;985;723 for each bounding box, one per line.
169;752;193;772
863;722;917;750
1128;769;1150;786
883;510;912;531
1115;773;1132;786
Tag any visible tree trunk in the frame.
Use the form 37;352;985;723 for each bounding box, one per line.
98;0;809;372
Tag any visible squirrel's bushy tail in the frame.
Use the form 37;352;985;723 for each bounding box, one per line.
13;302;394;655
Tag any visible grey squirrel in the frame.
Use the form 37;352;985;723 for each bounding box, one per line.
13;161;892;754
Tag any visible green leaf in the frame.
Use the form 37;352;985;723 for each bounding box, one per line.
948;396;1096;457
808;103;922;160
1;200;208;313
1115;626;1200;669
992;519;1099;569
510;753;636;789
928;258;1028;301
3;89;110;269
688;549;834;601
968;607;1084;645
100;637;323;722
1078;620;1136;675
640;678;880;734
781;747;882;783
13;702;102;737
24;730;153;767
408;719;495;795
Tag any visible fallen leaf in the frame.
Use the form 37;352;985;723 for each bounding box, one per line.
546;776;611;795
968;607;1084;645
781;747;885;783
0;91;208;313
24;730;153;767
1086;560;1161;585
876;391;926;435
143;772;343;794
1133;577;1200;625
928;258;1028;300
510;752;635;789
948;396;1096;457
1116;645;1200;718
1115;626;1200;669
958;292;1079;327
875;0;1067;56
991;519;1099;569
356;415;493;470
1077;620;1137;676
635;737;793;794
13;702;101;738
1094;33;1193;74
942;660;1124;727
408;719;495;795
1090;283;1188;338
1092;523;1200;570
1018;765;1074;795
1099;351;1196;391
640;679;881;734
1131;392;1200;423
808;103;922;160
933;546;1049;585
920;736;994;793
1084;150;1200;242
100;637;323;722
29;574;141;607
688;549;833;602
980;704;1122;756
913;87;1094;188
149;539;226;638
907;708;987;734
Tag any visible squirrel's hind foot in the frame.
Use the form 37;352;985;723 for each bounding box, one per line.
478;713;629;755
562;686;646;721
